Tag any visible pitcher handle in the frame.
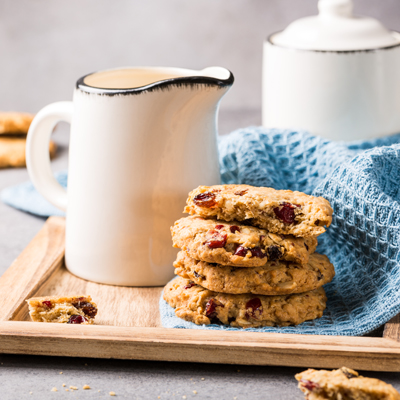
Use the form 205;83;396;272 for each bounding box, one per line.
26;101;73;212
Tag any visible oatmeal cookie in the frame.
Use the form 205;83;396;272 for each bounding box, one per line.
163;276;327;328
0;136;56;168
174;251;335;295
295;367;400;400
27;295;97;324
184;185;333;237
0;111;34;135
171;216;317;266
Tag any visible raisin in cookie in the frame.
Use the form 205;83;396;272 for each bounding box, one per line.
174;251;334;295
163;277;327;328
0;111;34;135
27;295;97;324
296;367;400;400
184;185;333;237
171;216;317;267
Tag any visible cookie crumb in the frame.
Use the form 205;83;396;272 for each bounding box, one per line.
51;387;57;392
70;386;78;390
62;384;66;387
193;390;197;394
83;385;91;390
237;370;240;372
84;363;88;366
201;378;205;381
158;397;161;399
59;371;63;374
29;392;33;395
65;389;69;392
183;396;187;399
109;392;116;396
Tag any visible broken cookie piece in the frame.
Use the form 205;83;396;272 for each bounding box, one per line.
26;295;97;324
295;367;400;400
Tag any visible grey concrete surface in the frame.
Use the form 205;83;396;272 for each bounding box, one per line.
1;354;400;400
0;0;400;113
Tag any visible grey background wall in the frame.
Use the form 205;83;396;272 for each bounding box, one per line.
0;0;400;116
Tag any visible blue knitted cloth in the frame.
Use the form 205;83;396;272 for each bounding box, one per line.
161;128;400;335
3;127;400;335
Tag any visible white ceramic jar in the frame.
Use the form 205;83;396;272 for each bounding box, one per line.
262;0;400;141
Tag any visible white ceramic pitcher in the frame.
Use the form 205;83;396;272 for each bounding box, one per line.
26;66;234;286
263;0;400;141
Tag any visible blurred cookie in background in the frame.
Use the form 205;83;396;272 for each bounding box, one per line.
0;136;56;168
0;111;35;135
0;111;57;168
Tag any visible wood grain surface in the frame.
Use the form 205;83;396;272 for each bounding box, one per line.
384;314;400;343
1;217;400;371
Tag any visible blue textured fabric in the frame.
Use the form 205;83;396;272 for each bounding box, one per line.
160;128;400;335
3;127;400;335
1;171;67;217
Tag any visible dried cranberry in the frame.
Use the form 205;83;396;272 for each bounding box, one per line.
184;282;197;289
205;298;223;319
250;247;266;258
234;246;248;257
259;235;265;243
266;245;282;261
193;192;217;208
67;315;87;324
245;298;263;319
205;230;227;249
234;189;248;196
42;301;53;309
273;202;298;224
230;226;240;234
72;300;97;318
193;271;201;279
300;379;320;391
215;224;224;230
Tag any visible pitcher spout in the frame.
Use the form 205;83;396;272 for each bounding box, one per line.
191;66;234;88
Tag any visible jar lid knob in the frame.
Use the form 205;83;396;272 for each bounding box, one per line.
318;0;353;18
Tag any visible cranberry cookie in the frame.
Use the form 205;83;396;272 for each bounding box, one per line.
171;216;317;267
296;367;400;400
163;276;327;328
27;295;97;324
174;251;334;295
184;185;333;237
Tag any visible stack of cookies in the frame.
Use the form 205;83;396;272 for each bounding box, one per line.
164;184;335;328
0;111;56;168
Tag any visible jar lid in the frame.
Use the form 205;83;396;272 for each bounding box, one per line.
271;0;400;51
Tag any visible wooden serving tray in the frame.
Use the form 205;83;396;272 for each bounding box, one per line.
1;217;400;371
